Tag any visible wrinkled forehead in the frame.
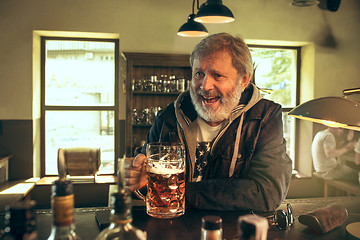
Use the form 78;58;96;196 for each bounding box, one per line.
193;49;235;68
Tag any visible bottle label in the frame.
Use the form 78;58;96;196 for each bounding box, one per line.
52;194;75;226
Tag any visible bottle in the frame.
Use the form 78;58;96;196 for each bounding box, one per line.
47;178;80;240
95;157;146;240
201;215;222;240
2;200;37;240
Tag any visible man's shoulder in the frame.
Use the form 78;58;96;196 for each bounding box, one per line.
245;98;282;119
257;98;281;107
314;129;334;143
315;129;332;138
158;102;176;122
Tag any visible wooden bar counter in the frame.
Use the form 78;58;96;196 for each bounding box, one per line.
30;196;360;240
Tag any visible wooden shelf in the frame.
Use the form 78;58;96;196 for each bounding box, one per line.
133;91;183;96
124;52;192;155
132;124;152;128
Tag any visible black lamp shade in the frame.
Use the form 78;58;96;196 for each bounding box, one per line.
195;0;235;23
288;97;360;131
177;14;209;37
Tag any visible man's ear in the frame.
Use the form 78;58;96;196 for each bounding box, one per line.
240;73;251;90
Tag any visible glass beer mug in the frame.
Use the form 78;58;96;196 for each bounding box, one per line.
135;142;186;219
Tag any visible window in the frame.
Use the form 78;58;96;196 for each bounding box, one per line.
249;46;300;166
41;37;119;176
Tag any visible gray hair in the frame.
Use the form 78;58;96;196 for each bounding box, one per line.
190;33;254;77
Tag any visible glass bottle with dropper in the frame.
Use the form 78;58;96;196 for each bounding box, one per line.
95;156;146;240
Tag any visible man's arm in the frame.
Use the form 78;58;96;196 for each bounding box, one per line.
355;139;360;165
324;141;355;159
355;153;360;165
185;104;292;212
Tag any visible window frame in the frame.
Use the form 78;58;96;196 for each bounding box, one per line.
248;44;301;169
40;36;120;177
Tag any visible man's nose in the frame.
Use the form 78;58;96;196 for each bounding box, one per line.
200;75;215;91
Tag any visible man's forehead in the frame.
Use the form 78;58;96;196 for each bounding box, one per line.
193;52;237;73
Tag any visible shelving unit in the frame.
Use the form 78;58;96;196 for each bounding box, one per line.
124;52;192;155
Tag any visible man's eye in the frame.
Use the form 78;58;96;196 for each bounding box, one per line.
195;72;204;78
214;73;224;80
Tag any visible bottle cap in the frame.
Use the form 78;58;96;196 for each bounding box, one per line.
201;215;222;230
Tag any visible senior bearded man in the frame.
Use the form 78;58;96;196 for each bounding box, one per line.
125;32;292;212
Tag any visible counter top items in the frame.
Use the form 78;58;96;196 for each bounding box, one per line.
47;178;80;240
93;196;360;240
6;196;359;240
298;204;348;233
237;214;268;240
95;157;146;240
201;215;223;240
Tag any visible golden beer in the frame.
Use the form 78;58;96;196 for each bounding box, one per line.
146;167;185;218
145;142;186;218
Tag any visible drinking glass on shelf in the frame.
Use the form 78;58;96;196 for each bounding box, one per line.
143;78;152;92
133;79;143;92
150;76;157;92
177;78;185;92
132;108;139;125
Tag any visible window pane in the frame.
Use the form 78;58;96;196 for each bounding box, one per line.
45;110;114;175
250;48;297;108
283;113;296;168
45;40;115;106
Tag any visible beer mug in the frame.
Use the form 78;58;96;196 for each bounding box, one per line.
135;142;186;219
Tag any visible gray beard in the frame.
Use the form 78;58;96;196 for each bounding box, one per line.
190;83;242;123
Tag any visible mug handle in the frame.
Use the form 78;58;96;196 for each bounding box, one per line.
134;189;145;201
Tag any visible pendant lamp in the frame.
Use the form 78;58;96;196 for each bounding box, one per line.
177;14;209;37
288;88;360;131
177;0;209;37
195;0;235;24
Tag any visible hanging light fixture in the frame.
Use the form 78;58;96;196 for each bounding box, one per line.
195;0;235;24
288;88;360;131
290;0;319;7
177;14;209;37
177;0;209;37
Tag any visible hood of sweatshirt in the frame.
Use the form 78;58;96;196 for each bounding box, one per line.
174;83;262;180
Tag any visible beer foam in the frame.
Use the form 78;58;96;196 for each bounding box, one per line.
149;163;184;175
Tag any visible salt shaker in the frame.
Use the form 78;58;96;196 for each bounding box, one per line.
201;215;222;240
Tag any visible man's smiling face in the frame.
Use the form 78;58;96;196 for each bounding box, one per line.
190;50;248;126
